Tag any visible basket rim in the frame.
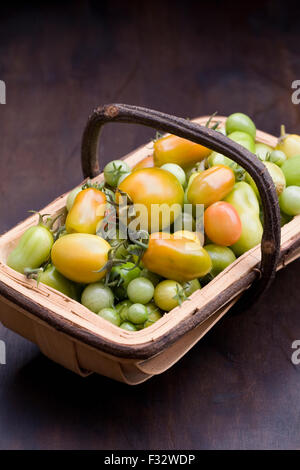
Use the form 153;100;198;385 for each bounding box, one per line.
0;115;299;360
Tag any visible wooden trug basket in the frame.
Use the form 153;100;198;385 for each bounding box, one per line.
0;104;300;385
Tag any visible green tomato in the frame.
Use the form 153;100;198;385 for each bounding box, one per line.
7;224;53;274
127;277;154;304
281;156;300;186
226;113;256;139
139;269;161;286
144;306;162;328
111;262;141;299
224;182;263;255
268;150;287;167
98;307;121;326
246;161;286;198
120;321;137;331
160;163;186;187
117;171;131;186
279;186;300;216
207;151;235;168
127;303;148;324
81;282;114;313
204;245;236;277
66;186;82;212
227;131;255;153
38;264;78;300
182;279;201;297
154;280;183;312
115;299;133;321
255;142;273;161
104;160;131;188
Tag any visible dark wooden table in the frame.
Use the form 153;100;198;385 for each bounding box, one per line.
1;0;300;450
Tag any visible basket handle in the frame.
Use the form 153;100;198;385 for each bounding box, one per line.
81;104;281;302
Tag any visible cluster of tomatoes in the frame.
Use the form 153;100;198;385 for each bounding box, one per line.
7;113;300;331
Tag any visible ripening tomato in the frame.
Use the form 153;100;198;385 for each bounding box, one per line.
66;188;106;234
204;202;242;246
117;168;184;232
132;155;155;170
187;165;235;207
51;233;111;283
142;232;212;282
153;134;211;169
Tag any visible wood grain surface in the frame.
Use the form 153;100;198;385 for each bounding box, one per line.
0;0;300;450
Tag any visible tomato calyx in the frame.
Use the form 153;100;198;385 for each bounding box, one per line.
172;284;188;306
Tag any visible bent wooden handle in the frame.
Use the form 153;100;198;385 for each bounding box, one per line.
81;104;280;305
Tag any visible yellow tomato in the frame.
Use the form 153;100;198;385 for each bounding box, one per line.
51;233;111;283
154;134;211;169
66;188;106;234
117;168;184;232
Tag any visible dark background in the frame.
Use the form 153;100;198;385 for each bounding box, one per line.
1;0;300;450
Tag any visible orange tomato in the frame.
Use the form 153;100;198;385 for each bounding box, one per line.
204;201;242;246
117;168;184;232
153;134;211;169
187;165;235;207
132;155;155;170
66;188;106;234
142;232;212;282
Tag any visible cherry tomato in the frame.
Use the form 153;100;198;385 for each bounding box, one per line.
187;165;235;208
154;280;183;312
118;168;184;232
204;244;236;277
279;186;300;216
66;188;106;234
98;308;121;326
153;134;211;169
281;156;300;186
104;160;131;187
81;282;114;313
204;202;242;246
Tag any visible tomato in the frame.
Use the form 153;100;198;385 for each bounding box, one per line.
173;230;202;245
132;155;155;170
255;142;273;161
204;201;242;246
127;277;155;304
281;156;300;186
279;186;300;216
115;300;133;321
276;126;300;159
182;278;201;296
127;303;148;324
37;264;78;300
66;188;106;234
268;150;286;167
144;304;162;328
142;232;212;282
153;134;211;169
81;282;114;313
225;113;256;139
118;168;184;232
51;233;111;283
207;151;235;168
154;280;183;312
224;182;263;255
187;165;235;208
7;223;53;274
66;186;82;211
246;161;286;197
227;131;255;153
120;321;137;331
139;268;161;286
160;163;186;186
98;308;121;326
104;160;131;187
204;244;236;277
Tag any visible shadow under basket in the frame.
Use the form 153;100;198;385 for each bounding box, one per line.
0;105;300;385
